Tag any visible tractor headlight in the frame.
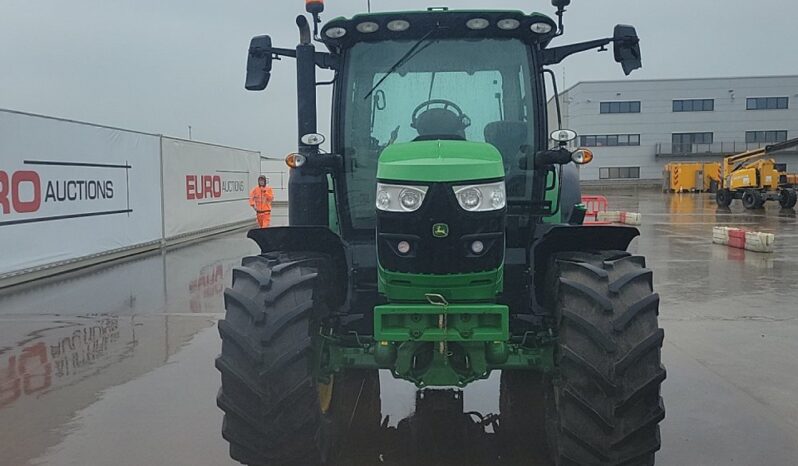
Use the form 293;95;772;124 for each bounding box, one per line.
458;187;482;210
399;188;422;210
453;181;506;212
376;190;391;210
376;183;428;212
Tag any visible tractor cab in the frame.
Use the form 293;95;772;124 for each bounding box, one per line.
243;5;641;238
322;9;554;234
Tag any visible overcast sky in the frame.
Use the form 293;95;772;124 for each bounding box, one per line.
1;0;795;158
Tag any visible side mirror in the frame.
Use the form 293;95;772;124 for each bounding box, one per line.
551;0;571;7
613;25;642;75
245;35;273;91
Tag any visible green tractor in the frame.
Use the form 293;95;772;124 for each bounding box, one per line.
216;1;665;464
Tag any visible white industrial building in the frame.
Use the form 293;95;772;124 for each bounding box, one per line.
549;75;798;183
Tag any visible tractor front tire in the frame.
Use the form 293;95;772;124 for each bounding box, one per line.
216;252;380;466
546;251;666;466
715;188;732;208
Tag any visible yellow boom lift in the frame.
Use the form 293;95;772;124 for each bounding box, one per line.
715;137;798;209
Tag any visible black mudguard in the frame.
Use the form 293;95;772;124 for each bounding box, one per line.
530;224;640;310
533;224;639;254
247;226;348;305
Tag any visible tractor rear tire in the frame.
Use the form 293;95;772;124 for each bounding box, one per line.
545;251;666;466
715;188;732;207
215;252;380;466
742;189;761;209
789;190;798;209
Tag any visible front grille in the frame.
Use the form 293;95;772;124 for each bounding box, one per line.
377;182;505;274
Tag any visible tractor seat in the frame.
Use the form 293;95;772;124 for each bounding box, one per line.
484;121;529;164
413;108;467;140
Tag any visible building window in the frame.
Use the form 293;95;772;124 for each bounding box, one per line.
599;167;641;179
600;101;641;114
580;134;640;147
672;132;714;145
673;99;714;112
672;132;713;153
746;130;788;143
746;97;789;110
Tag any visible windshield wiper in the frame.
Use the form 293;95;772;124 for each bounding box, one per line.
363;28;439;100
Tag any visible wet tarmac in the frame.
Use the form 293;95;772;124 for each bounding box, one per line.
1;192;797;465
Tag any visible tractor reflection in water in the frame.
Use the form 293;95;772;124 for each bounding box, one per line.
219;368;553;465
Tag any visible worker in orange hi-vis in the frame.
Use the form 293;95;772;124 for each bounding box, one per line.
249;175;274;228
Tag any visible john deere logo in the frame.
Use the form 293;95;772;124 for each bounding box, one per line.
432;223;449;238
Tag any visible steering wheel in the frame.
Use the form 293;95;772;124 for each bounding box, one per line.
410;99;471;132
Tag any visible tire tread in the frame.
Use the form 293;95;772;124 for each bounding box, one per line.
216;251;329;465
547;250;666;465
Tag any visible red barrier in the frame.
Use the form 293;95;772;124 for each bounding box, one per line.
582;195;610;224
727;228;746;250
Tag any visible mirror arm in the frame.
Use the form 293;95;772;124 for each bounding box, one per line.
299;153;343;175
258;45;338;73
541;37;612;66
271;47;297;59
315;52;339;70
534;147;573;168
554;8;566;36
519;147;573;170
263;47;338;71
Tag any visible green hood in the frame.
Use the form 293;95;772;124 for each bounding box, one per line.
377;140;505;183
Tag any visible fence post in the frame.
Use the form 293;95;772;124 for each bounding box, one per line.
158;135;167;246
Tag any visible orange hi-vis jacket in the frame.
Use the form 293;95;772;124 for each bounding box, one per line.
249;186;274;212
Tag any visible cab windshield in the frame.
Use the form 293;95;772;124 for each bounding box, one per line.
341;38;537;230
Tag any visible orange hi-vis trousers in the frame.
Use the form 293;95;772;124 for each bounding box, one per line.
256;211;271;228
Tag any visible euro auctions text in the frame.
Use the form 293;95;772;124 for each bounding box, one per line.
0;169;115;215
185;174;246;200
0;160;131;226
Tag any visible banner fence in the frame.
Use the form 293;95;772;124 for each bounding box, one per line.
161;137;260;239
0;109;275;283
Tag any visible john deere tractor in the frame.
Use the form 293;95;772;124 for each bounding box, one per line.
216;1;665;465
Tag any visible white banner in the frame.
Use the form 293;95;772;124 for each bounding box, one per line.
161;137;260;238
0;110;162;275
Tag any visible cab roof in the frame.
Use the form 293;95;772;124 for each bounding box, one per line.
320;8;557;52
